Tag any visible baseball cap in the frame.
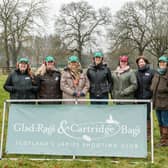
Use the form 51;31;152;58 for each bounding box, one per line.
119;55;128;62
68;55;79;63
45;56;55;62
18;57;29;64
93;51;104;58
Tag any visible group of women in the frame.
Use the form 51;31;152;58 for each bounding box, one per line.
3;52;168;147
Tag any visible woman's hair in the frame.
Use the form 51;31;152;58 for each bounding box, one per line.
16;62;34;79
35;64;46;76
68;61;81;70
136;56;150;65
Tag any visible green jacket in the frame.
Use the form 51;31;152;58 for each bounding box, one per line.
111;68;137;99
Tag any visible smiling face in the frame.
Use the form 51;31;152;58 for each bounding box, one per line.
69;61;79;69
138;58;146;68
159;61;167;69
18;62;28;73
94;57;103;65
46;61;55;70
119;60;128;68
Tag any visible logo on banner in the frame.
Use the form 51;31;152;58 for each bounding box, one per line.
13;114;141;141
57;115;140;141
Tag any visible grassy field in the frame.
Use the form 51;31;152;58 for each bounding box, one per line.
0;75;168;168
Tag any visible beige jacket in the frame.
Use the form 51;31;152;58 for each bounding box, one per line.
61;68;90;104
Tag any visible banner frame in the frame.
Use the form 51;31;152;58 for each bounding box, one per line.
0;99;154;163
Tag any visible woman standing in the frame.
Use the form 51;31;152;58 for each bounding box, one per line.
4;57;39;100
61;55;89;104
135;56;154;140
36;55;62;104
111;55;137;100
151;55;168;146
87;51;112;104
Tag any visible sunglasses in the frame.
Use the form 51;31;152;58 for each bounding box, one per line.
19;61;28;64
70;61;78;63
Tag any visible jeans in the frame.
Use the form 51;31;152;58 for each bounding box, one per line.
156;109;168;126
90;93;109;105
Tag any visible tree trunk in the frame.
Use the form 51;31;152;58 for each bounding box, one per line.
77;40;82;62
4;36;10;69
138;48;144;56
10;42;22;67
11;52;17;67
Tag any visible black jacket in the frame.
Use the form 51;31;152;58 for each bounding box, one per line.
135;65;154;99
37;69;62;100
87;63;112;97
3;69;39;99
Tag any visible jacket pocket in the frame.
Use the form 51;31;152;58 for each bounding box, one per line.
156;95;168;109
100;83;109;93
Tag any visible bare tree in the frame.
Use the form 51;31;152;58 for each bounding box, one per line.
147;0;168;58
109;0;156;56
0;0;18;68
54;1;111;63
18;34;70;68
47;35;71;65
0;0;47;67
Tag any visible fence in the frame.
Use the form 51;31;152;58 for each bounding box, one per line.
0;67;15;75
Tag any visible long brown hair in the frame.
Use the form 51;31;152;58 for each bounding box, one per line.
16;63;34;81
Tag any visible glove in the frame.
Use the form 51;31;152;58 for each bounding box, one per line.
80;92;85;97
72;92;77;97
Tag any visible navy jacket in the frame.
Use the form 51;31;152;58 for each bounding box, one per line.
135;65;154;99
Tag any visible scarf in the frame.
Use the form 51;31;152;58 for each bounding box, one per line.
68;63;82;87
157;68;167;75
115;65;130;76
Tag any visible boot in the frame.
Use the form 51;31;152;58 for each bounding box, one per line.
160;127;168;146
147;120;151;141
165;127;168;145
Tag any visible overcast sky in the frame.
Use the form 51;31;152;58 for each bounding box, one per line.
44;0;135;34
47;0;132;14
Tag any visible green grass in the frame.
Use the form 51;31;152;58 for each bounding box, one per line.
0;75;168;167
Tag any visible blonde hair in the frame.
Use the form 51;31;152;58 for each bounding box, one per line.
35;64;46;76
35;63;57;76
68;62;82;71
